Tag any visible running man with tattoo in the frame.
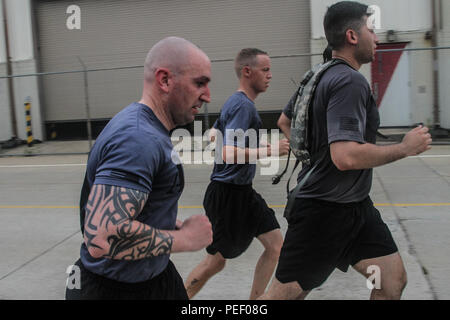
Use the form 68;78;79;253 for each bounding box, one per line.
66;37;213;300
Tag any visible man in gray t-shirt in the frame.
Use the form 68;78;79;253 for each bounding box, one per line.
261;1;432;300
283;62;379;203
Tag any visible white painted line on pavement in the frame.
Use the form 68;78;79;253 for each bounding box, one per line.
0;164;86;168
410;155;450;158
0;154;448;168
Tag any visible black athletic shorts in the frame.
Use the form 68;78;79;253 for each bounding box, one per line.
65;259;188;300
204;180;280;259
275;197;398;291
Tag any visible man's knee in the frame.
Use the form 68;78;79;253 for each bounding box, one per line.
213;258;226;273
377;269;407;299
267;241;282;258
261;230;283;257
394;268;408;293
206;255;226;275
399;269;408;287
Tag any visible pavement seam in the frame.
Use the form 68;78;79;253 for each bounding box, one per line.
417;157;450;187
375;175;439;300
0;230;80;282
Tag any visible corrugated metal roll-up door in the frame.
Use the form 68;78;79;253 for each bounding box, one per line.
34;0;311;122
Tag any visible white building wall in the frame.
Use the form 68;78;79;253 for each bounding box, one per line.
310;0;438;128
0;1;12;141
0;0;44;142
438;0;450;129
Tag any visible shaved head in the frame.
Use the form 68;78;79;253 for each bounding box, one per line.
144;37;208;83
140;37;211;130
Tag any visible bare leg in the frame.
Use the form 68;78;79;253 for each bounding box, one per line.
184;252;226;299
352;252;407;300
258;277;310;300
249;229;283;299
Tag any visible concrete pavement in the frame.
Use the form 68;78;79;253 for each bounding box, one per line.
0;141;448;299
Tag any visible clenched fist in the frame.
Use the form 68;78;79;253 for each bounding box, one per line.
175;215;213;252
277;138;290;157
266;139;290;157
401;125;432;156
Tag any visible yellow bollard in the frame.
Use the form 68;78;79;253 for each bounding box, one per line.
24;99;33;147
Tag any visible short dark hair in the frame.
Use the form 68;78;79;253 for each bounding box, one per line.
234;48;268;78
323;45;333;63
323;1;370;50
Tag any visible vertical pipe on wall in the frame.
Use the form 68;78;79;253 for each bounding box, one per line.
77;56;93;150
431;0;440;128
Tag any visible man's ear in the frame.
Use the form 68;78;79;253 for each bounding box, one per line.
154;68;171;93
346;29;359;46
241;65;252;78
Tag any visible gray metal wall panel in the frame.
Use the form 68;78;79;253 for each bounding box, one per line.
35;0;310;121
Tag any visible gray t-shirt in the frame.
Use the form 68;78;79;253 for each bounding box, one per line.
284;63;380;203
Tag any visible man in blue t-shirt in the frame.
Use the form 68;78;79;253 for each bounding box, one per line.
262;1;432;300
66;37;213;300
185;48;289;300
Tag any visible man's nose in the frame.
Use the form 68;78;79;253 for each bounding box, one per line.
201;86;211;103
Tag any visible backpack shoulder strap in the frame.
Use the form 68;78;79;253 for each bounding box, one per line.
273;59;348;186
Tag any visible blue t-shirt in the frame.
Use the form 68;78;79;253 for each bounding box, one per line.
79;102;184;283
211;91;262;185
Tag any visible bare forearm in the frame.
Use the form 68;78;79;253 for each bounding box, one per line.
222;145;270;163
331;125;432;171
352;142;407;169
331;142;407;171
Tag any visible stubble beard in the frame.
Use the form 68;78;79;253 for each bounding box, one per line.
355;44;375;65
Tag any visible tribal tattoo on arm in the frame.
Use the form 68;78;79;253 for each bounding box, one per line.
83;184;174;260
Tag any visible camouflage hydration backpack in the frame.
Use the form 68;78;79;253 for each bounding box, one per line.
290;58;346;165
274;58;348;219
